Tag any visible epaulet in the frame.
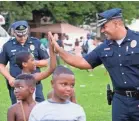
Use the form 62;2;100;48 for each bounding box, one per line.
7;37;15;43
132;30;139;35
30;37;39;40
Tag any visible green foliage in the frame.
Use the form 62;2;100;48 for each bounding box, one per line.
0;1;138;25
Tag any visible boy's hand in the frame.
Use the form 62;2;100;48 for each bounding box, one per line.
47;32;60;53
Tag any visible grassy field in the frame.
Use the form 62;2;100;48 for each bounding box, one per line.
0;65;112;121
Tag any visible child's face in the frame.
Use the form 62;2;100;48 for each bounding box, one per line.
24;54;36;72
52;74;75;102
14;80;34;100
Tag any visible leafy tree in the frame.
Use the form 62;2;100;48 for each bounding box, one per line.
0;1;138;26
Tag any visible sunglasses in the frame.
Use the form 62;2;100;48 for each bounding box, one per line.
16;34;27;38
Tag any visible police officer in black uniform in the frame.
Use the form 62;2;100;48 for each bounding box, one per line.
49;8;139;121
0;20;49;104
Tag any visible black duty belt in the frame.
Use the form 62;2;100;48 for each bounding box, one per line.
114;90;139;98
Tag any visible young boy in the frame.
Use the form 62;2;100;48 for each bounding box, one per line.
15;46;56;82
29;65;86;121
7;33;56;121
7;74;36;121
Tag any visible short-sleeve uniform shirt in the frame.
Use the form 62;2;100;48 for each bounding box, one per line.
84;28;139;90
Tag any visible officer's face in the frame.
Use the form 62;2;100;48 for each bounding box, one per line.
100;20;117;40
15;34;28;44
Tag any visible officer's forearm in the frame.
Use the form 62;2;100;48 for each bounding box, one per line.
0;64;13;80
35;59;48;67
57;47;92;69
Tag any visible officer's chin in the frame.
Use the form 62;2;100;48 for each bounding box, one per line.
18;40;26;44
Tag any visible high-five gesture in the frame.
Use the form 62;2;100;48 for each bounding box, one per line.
48;32;60;53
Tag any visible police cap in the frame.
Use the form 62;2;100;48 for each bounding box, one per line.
13;20;29;36
97;8;123;27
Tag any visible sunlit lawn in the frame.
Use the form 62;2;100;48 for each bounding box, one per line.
0;65;112;121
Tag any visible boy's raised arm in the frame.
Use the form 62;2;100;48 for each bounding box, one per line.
33;32;56;82
7;107;16;121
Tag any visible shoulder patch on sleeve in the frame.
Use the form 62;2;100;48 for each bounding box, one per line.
30;37;39;40
40;43;47;51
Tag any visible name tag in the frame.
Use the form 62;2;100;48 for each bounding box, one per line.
104;48;110;50
11;49;16;52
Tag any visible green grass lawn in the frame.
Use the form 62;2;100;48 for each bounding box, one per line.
0;65;112;121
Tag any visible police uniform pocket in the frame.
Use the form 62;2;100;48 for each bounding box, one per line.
8;52;16;61
8;52;19;66
100;50;114;68
125;48;139;65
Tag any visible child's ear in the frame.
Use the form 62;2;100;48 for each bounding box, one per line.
30;87;35;94
22;62;27;68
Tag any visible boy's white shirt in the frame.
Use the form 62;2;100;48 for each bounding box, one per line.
29;99;86;121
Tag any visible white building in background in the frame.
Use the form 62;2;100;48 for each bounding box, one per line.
127;19;139;31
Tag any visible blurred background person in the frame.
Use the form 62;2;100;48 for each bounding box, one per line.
74;38;82;57
63;35;74;54
87;33;96;54
93;37;103;47
40;33;49;49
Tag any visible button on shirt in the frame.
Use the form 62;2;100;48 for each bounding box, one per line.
84;29;139;90
0;37;49;78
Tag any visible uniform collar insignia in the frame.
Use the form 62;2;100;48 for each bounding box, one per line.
106;40;114;45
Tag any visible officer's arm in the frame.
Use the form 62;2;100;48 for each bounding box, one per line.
33;40;56;82
0;64;14;81
48;32;92;69
57;47;91;69
0;43;15;83
35;59;48;67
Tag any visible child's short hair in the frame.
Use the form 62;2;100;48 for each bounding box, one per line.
15;73;36;87
15;51;31;69
52;65;74;80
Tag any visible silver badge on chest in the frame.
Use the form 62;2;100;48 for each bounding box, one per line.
130;40;137;48
30;45;35;51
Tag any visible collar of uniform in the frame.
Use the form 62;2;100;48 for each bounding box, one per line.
122;27;132;42
107;27;132;46
106;40;114;46
26;37;33;44
12;38;18;45
12;37;33;45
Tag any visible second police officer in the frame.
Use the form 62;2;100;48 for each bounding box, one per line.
49;8;139;121
0;20;49;104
